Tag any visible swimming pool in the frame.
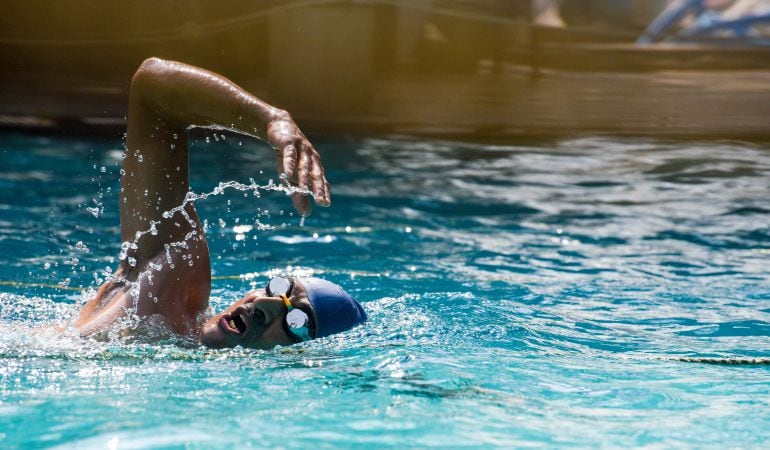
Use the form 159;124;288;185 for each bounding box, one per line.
1;131;768;448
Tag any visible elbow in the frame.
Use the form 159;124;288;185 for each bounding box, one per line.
130;57;170;97
131;57;163;86
137;56;166;72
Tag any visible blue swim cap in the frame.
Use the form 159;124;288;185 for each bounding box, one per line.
300;277;367;338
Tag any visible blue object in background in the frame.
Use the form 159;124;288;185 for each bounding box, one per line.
638;0;770;45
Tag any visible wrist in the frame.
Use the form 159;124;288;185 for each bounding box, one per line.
267;108;291;128
239;99;288;139
265;109;293;146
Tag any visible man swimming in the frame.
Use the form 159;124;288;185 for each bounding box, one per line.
73;57;366;348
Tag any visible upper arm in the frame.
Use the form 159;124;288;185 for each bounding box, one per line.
121;56;272;266
121;59;198;266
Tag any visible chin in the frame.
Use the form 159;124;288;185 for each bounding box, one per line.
199;319;234;348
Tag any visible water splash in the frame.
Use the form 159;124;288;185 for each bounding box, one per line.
95;176;313;324
3;133;770;448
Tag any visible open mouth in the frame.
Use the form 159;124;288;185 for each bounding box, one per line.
220;312;248;336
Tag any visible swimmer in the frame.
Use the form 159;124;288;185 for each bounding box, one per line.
73;57;366;348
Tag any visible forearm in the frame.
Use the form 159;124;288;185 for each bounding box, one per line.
130;57;286;139
121;57;329;250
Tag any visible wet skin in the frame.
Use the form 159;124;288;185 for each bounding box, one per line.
73;58;330;341
199;279;317;349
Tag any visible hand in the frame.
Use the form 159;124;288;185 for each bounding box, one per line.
266;113;331;216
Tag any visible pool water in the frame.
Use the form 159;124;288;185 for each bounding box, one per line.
1;131;769;448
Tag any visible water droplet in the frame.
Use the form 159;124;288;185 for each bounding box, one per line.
86;206;101;218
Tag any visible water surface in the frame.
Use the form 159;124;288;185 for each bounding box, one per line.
1;132;769;448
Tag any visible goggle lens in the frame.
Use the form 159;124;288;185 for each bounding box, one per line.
266;277;313;342
287;308;310;330
267;277;292;297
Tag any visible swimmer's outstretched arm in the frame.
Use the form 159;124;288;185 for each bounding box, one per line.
75;58;330;336
123;57;330;260
132;58;330;206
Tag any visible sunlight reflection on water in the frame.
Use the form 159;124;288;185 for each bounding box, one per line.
0;133;769;448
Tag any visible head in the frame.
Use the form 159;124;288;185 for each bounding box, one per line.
199;277;367;349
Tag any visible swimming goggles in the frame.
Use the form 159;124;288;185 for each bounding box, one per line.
266;277;314;342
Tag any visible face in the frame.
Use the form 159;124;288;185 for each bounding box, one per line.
199;278;317;349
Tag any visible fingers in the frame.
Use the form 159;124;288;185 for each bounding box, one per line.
297;145;312;196
310;150;331;206
286;144;330;215
279;142;311;217
281;144;297;181
291;192;311;217
269;117;330;215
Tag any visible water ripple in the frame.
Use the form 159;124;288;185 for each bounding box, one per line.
1;133;769;447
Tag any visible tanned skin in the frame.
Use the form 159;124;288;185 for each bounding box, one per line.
74;58;330;344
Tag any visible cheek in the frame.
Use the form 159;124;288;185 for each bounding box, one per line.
259;321;295;347
203;312;222;328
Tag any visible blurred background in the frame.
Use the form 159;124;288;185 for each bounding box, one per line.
1;0;769;139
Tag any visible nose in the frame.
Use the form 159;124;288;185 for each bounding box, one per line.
242;296;285;326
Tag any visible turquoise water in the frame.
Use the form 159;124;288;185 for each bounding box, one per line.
1;131;769;448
